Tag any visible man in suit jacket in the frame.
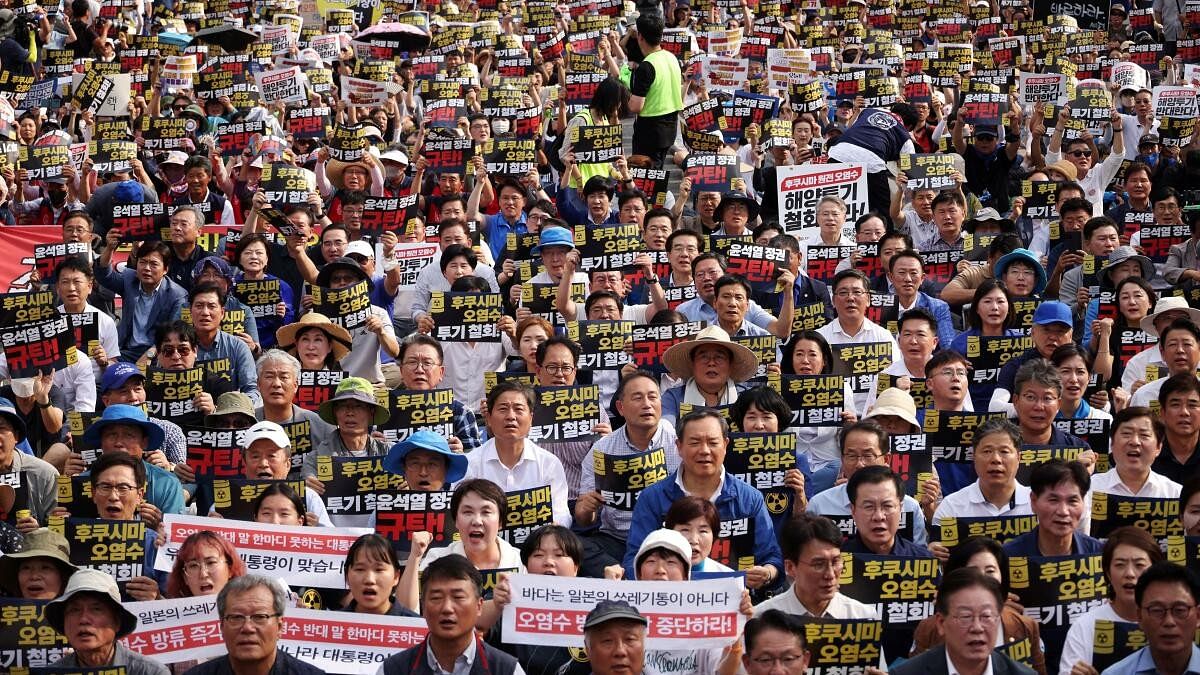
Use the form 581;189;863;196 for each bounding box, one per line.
95;238;187;362
893;568;1037;675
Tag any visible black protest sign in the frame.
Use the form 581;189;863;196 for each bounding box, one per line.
724;241;789;285
71;68;115;114
959;89;1007;128
143;366;205;422
483;139;537;176
631;320;706;371
529;385;601;443
140;117;193;151
361;195;420;237
430;291;503;342
178;307;248;337
0;315;75;378
1138;223;1190;264
922;410;1007;462
426;98;469;128
1069;83;1114;132
184;425;246;482
683;153;740;192
733;334;778;378
1009;554;1106;628
286;106;331;139
422;137;475;174
18;144;69;181
567;320;633;370
328;123;365;162
375;490;456;555
521;282;585;327
1115;328;1155;368
66;410;101;464
0;290;57;326
877;373;931;410
56;474;98;519
711;516;758;570
664;284;699;310
1016;445;1092;485
564;71;608;113
216;120;268;158
1167;536;1200;575
919;249;965;290
1020;180;1060;220
840;554;939;627
255;206;302;238
0;470;31;524
233;278;282;320
570;125;623;164
963;334;1033;389
0;600;69;669
51;518;148;595
576;223;642;271
899;154;958;191
211;478;306;521
725;432;797;518
111;202;166;242
34;242;90;280
766;373;846;426
315;456;407;523
940;514;1038;550
259;161;310;207
1089;493;1181;540
1033;0;1107;30
721;91;779;143
1091;620;1148;674
295;369;345;412
887;434;935;502
1055;416;1111;459
312;280;371;332
593;446;669;511
832;342;892;394
500;485;554;545
87;139;137;175
377;388;455;444
805;245;854;283
796;619;884;675
628;167;669;208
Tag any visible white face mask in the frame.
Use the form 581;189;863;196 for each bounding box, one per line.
491;119;510;135
9;378;35;399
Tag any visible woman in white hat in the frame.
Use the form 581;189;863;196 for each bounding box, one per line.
46;568;169;674
0;527;77;599
659;326;760;427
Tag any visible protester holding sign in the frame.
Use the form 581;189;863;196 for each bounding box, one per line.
304;377;390;487
1096;563;1200;675
659;325;759;426
164;530;247;600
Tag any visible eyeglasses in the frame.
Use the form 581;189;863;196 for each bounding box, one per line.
1068;150;1093;158
751;655;806;668
834;289;867;298
937;368;969;379
1019;392;1060;407
402;358;441;370
799;557;844;574
160;345;193;357
221;613;279;628
1143;604;1196;621
95;482;139;496
183;558;225;576
542;364;576;375
843;452;881;465
948;611;1000;628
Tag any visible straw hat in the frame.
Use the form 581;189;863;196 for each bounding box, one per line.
1140;297;1200;337
276;313;352;362
661;325;759;383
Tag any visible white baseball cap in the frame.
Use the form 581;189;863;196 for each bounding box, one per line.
345;240;375;259
241;421;291;450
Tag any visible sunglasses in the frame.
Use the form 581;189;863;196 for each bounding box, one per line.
1068;150;1093;158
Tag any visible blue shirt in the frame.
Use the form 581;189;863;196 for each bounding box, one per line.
482;210;527;262
910;292;958;347
557;186;619;228
1002;527;1103;557
623;469;783;578
1100;643;1200;675
95;265;187;360
676;296;776;332
145;461;185;515
195;330;262;406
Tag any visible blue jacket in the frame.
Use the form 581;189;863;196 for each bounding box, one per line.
623;470;783;578
557;186;620;228
95;266;187;361
1002;527;1104;557
912;292;958;348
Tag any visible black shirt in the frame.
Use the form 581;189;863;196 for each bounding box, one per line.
70;20;97;59
1153;439;1200;484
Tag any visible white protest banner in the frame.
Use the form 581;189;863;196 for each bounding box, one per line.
255;66;308;105
1018;72;1067;105
341;76;394;106
704;26;743;56
160;54;198;90
278;608;428;674
766;48;812;91
1153;85;1199;118
155;514;372;588
1111;61;1150;92
71;72;131;117
501;573;745;649
391;241;440;290
776;163;868;238
123;596;225;664
263;24;294;55
699;55;749;91
310;33;342;63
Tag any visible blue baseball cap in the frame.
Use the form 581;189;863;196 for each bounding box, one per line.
0;397;27;441
531;227;576;255
100;362;144;394
383;429;467;486
1032;301;1072;328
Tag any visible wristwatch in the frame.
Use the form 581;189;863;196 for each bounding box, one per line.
646;276;660;284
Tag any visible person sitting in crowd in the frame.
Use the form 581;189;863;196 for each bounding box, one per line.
46;568;170;675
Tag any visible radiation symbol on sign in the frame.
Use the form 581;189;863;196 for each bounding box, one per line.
568;647;590;663
300;588;324;609
764;491;788;515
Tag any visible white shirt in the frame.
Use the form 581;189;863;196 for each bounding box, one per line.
1089;468;1182;499
1059;601;1124;675
1129;375;1175;409
59;302;120;382
753;589;879;619
817;317;899;416
948;645;995;675
441;340;507;414
463;437;572;527
0;352;96;413
419;536;526;572
932;480;1033;527
1121;344;1165;391
1046;148;1126;217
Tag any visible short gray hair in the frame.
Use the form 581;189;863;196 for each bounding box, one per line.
217;575;288;618
256;349;301;380
817;195;847;213
171;204;205;228
1013;358;1062;397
